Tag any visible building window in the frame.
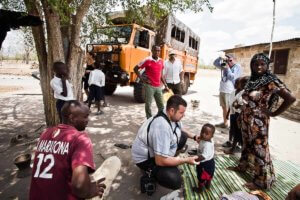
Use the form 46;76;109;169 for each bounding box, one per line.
171;26;185;43
264;49;289;75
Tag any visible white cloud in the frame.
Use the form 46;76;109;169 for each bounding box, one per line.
201;30;231;41
274;25;300;40
177;0;300;64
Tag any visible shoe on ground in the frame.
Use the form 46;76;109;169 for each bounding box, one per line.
177;144;188;154
215;123;228;128
188;149;197;155
235;145;242;152
224;148;234;154
222;141;232;148
96;110;104;115
103;102;109;107
160;190;180;200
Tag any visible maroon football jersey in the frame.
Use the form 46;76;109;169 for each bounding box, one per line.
29;124;95;200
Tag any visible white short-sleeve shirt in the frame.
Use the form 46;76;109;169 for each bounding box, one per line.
163;59;183;84
197;140;214;162
50;76;74;101
131;111;182;164
88;69;105;87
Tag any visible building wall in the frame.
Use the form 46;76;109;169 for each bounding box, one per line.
224;41;300;118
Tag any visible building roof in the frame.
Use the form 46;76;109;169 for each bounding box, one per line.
222;37;300;52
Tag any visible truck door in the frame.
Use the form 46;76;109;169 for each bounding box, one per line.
129;30;151;74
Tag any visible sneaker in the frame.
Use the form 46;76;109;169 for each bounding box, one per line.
177;144;188;154
96;110;104;115
215;123;228;128
224;148;234;154
222;141;232;148
160;190;180;200
188;149;197;155
103;102;109;107
235;146;242;152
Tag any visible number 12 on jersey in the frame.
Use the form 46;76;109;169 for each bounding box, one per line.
33;153;55;179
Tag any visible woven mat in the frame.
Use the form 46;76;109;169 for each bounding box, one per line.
180;155;300;200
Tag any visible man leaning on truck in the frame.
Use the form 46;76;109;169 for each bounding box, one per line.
134;45;169;119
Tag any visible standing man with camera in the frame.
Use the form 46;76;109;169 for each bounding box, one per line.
131;95;200;194
163;50;184;96
213;54;242;145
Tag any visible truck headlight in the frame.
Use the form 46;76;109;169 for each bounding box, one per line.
107;45;113;52
87;45;93;52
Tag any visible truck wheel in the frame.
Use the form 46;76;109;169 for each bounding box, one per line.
181;75;190;95
104;83;117;95
134;82;145;103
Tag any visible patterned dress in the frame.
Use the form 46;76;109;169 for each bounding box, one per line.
238;81;285;189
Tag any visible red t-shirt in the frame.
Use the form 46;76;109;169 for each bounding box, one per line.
29;124;95;200
138;56;164;87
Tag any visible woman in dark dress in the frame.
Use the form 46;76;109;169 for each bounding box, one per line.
229;53;296;190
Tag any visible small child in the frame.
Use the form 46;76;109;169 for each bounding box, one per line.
194;123;215;193
224;76;249;154
50;61;74;122
88;63;105;115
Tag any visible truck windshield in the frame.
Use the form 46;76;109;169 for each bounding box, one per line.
97;25;132;44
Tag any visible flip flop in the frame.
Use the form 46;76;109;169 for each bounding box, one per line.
114;143;131;149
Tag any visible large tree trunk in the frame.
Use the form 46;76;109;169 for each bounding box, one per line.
25;0;58;126
25;0;91;126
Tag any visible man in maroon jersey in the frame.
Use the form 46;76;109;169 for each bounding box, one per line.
134;45;169;119
29;100;106;200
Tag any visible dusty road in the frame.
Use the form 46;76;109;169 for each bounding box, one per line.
0;66;299;199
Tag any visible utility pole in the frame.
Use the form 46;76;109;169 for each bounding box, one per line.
269;0;276;58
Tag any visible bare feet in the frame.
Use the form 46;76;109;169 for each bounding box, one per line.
192;186;205;193
244;182;259;190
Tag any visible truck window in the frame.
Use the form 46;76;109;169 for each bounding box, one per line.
134;30;149;49
171;26;185;43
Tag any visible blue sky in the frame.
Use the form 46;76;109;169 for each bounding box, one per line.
2;0;300;64
177;0;300;64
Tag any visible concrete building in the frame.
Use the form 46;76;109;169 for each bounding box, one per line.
223;38;300;121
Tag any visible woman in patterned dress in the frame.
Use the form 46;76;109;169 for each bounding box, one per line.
228;53;296;190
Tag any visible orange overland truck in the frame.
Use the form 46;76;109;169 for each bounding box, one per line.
86;15;200;102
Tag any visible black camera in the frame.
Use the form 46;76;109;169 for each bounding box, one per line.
221;58;228;68
140;171;156;196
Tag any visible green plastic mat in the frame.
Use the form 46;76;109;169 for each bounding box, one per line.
180;155;300;200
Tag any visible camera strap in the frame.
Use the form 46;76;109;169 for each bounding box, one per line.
146;111;180;159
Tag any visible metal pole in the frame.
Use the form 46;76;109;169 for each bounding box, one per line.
269;0;276;58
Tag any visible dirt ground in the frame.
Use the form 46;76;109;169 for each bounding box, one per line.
0;62;299;200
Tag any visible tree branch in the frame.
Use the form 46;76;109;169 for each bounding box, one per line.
71;0;92;46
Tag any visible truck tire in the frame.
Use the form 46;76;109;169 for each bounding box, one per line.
134;82;145;103
104;83;117;95
181;75;190;95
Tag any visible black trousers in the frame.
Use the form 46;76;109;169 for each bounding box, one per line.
88;84;104;102
56;99;66;123
167;83;182;96
136;131;187;190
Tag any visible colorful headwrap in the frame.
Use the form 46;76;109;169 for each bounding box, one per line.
244;53;287;109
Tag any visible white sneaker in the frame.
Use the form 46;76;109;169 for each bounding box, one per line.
160;190;180;200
